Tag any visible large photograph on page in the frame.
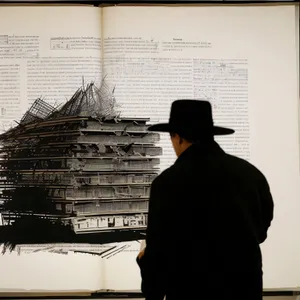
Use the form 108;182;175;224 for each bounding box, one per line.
0;76;161;252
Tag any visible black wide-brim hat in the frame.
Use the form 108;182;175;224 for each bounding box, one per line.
147;100;234;136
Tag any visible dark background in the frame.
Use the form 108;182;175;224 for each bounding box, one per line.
0;0;297;4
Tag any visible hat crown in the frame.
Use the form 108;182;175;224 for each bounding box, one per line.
169;100;214;131
146;99;234;136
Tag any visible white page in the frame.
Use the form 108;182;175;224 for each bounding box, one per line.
0;5;103;291
102;4;300;289
0;5;103;132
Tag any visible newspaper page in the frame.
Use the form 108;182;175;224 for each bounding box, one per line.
0;5;104;291
101;4;299;290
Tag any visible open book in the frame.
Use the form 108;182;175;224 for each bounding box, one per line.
0;2;298;294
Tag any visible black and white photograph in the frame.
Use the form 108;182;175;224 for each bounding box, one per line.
0;77;161;249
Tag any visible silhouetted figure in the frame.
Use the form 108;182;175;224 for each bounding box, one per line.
136;100;274;300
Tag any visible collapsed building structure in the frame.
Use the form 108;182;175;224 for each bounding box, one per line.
0;78;162;249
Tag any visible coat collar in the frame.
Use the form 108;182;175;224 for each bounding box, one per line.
175;140;225;164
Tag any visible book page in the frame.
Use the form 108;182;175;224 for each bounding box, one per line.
0;5;104;291
102;4;300;289
0;5;103;132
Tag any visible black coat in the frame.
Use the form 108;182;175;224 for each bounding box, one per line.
137;141;274;300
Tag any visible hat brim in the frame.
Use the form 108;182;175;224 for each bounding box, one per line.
147;123;234;135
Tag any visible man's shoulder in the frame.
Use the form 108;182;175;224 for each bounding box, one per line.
224;153;267;181
151;166;176;186
152;152;268;185
224;153;257;168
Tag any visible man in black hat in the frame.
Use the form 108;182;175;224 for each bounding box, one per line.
136;100;274;300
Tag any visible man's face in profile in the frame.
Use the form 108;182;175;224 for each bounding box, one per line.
170;133;181;157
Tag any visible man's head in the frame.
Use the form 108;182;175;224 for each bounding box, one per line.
169;131;213;157
147;100;234;156
169;132;192;157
